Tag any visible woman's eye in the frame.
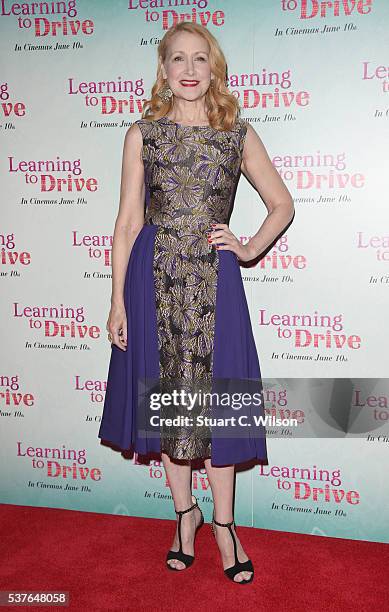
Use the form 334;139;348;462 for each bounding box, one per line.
172;56;206;61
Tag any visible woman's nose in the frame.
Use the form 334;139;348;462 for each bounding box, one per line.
184;62;195;75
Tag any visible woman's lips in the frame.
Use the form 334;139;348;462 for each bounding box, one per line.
180;80;199;87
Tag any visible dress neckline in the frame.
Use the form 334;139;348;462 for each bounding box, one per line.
159;115;213;129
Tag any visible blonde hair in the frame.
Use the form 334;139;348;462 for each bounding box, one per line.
141;22;241;131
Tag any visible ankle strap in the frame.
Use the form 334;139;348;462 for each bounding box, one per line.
174;498;198;516
213;513;234;528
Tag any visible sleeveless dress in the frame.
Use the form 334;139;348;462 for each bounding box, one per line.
98;115;268;466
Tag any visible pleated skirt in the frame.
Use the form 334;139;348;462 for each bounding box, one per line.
98;224;268;466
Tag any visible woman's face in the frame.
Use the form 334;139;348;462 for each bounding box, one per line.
162;31;213;103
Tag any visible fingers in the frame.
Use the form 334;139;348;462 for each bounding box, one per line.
108;322;127;351
115;328;127;351
112;334;127;351
209;225;240;253
209;222;229;238
210;223;234;242
118;327;127;347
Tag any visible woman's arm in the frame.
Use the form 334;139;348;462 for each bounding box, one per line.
106;123;145;350
110;123;145;308
240;123;295;260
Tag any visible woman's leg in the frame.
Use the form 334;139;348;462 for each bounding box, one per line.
162;452;203;570
204;459;253;582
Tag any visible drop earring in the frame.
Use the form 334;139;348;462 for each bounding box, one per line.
157;80;173;103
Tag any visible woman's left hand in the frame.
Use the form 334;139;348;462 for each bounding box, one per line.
209;223;257;263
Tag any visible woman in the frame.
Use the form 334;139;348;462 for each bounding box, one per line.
98;22;294;584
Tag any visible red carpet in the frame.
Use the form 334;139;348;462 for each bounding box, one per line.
1;503;388;611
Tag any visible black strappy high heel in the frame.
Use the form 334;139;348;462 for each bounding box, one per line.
166;494;204;571
211;512;254;584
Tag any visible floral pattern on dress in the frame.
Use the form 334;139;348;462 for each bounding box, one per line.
134;115;248;460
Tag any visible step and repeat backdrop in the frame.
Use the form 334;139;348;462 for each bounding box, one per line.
1;1;388;544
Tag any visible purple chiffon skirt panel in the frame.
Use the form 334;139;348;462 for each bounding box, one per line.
98;224;268;466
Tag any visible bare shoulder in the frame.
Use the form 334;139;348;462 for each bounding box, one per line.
243;122;268;152
121;121;145;166
125;120;144;143
240;121;274;178
245;121;261;139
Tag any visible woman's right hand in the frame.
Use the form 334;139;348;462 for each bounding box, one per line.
106;303;127;351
